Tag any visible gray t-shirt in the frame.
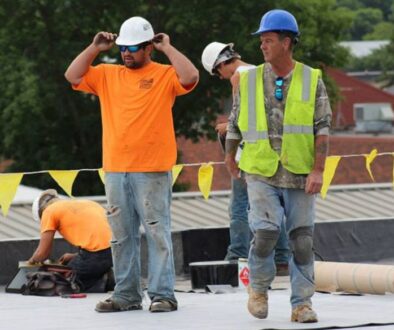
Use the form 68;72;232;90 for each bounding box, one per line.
227;62;332;189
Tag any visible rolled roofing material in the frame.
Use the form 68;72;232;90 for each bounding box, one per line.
315;261;394;294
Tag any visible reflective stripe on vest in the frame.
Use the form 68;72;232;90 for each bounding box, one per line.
238;62;320;176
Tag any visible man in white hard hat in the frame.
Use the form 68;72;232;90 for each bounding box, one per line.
201;42;289;275
28;189;113;292
225;9;332;323
65;16;198;313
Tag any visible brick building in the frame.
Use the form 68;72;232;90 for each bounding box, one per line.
176;135;394;191
327;67;394;129
176;68;394;191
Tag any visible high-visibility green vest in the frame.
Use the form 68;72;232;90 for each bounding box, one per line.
238;62;321;177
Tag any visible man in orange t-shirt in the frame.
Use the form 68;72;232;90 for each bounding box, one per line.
28;189;113;292
65;16;198;313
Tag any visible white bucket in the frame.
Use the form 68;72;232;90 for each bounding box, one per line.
238;258;249;289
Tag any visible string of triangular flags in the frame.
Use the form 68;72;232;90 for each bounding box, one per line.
0;149;393;216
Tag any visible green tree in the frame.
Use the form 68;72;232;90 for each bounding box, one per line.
0;0;351;195
363;21;394;39
338;0;394;19
378;34;394;88
0;0;128;194
359;0;394;19
350;8;384;40
337;0;362;10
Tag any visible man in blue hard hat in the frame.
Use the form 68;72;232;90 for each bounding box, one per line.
201;41;290;274
225;9;332;323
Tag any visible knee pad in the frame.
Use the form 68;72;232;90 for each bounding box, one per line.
254;229;280;258
289;227;314;265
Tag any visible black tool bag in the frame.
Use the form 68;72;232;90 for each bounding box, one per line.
22;265;80;297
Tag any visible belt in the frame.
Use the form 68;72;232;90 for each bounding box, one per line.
78;247;111;255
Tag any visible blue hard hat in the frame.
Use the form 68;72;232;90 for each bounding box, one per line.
252;9;299;36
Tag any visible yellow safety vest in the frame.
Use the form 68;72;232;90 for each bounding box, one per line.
238;62;321;177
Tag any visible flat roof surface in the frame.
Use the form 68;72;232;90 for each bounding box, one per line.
340;40;390;57
1;183;394;239
1;276;393;330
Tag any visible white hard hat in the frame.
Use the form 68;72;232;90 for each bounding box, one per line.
115;16;154;46
32;189;58;222
201;42;235;75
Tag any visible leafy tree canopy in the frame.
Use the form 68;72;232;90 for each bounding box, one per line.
363;22;394;40
337;0;394;40
0;0;351;194
350;8;384;40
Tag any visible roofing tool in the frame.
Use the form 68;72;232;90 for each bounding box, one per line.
61;293;87;298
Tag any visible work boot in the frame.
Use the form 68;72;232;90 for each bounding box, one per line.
247;286;268;319
291;304;318;323
149;299;178;313
95;298;142;313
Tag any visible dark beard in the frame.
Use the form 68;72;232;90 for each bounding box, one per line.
125;60;144;69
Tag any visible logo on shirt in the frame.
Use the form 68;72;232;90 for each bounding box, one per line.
139;78;153;89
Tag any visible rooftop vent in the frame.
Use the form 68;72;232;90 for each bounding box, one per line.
354;103;393;133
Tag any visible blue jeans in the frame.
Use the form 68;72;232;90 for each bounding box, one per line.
225;176;250;260
246;178;315;307
225;176;289;263
275;218;290;265
104;172;176;305
68;248;113;291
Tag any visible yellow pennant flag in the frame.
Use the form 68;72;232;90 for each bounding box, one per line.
172;164;184;186
48;170;79;197
321;156;341;199
0;173;24;216
98;168;105;185
365;149;378;181
198;163;214;200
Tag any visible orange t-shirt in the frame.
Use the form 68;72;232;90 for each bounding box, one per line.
73;62;196;172
41;200;111;252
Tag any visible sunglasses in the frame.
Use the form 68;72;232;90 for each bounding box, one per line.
275;77;284;101
118;44;143;53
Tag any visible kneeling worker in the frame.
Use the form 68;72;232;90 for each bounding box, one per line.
28;189;113;292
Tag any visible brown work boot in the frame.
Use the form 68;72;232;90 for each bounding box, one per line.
95;298;142;313
149;299;178;313
291;304;318;323
247;286;268;319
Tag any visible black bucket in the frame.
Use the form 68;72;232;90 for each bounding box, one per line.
189;260;238;289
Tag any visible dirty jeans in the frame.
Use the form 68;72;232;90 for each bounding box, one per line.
246;178;315;307
225;176;250;260
68;248;112;291
225;176;289;264
104;172;176;305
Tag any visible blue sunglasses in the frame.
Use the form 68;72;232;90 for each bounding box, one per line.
118;44;143;53
275;77;284;101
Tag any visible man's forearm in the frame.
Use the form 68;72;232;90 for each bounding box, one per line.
29;249;49;263
313;135;329;172
225;138;241;157
65;44;100;85
163;45;199;85
28;231;55;264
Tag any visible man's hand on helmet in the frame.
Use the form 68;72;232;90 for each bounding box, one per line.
93;32;117;52
152;33;170;52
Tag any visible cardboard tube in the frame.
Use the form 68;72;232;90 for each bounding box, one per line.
315;261;394;295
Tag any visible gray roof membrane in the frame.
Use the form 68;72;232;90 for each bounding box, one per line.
1;183;393;239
